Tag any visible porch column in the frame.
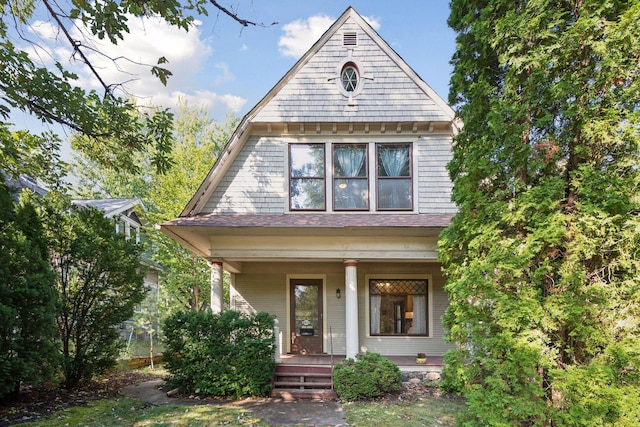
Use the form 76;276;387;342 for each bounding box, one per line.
209;260;223;314
273;318;282;363
344;259;359;359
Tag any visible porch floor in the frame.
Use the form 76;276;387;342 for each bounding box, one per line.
278;354;444;371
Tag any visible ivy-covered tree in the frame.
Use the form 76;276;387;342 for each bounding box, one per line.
41;192;146;389
440;1;640;425
0;182;58;399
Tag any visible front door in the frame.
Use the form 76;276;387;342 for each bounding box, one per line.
290;279;323;354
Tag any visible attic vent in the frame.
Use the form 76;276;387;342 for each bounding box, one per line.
343;32;357;46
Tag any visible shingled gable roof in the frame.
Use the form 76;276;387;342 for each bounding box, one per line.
72;198;145;218
180;6;456;218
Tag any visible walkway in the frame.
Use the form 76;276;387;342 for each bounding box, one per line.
121;379;347;427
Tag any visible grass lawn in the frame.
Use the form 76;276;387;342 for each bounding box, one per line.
18;394;464;426
11;364;465;426
343;397;464;426
19;397;270;426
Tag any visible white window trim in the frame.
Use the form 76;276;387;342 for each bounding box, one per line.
335;57;366;98
364;273;434;338
116;215;141;243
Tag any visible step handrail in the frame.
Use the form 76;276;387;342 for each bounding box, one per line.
329;326;334;389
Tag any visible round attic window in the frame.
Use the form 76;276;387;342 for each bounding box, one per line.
335;59;365;98
341;65;358;92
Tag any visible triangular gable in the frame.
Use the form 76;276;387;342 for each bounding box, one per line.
181;7;455;217
253;9;454;124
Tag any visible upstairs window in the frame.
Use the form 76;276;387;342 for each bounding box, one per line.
289;144;325;210
288;142;414;212
377;143;412;210
333;144;368;210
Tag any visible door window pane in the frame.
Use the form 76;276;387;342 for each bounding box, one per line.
294;283;319;335
289;144;325;210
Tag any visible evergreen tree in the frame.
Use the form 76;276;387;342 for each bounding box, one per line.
42;192;145;388
0;183;58;399
440;1;640;425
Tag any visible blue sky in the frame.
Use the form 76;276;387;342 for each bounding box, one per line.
12;1;455;157
192;1;456;121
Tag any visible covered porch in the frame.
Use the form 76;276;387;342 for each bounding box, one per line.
161;214;455;364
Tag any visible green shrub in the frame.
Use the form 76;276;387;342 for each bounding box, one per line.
162;310;275;398
333;352;402;400
439;348;470;394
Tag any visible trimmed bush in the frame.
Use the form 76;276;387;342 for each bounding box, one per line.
333;352;402;400
163;310;275;398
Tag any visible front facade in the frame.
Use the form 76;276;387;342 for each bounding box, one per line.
161;7;458;360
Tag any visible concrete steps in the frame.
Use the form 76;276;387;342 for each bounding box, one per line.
271;365;337;400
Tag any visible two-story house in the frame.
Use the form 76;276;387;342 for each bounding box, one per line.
161;7;458;365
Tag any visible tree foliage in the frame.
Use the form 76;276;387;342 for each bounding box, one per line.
72;101;238;313
0;182;58;399
440;1;640;425
41;192;146;388
0;0;271;177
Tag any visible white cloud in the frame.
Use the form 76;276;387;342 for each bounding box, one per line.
362;15;381;31
212;62;235;86
22;16;244;117
278;14;382;59
78;17;213;97
278;14;335;58
29;20;59;40
150;90;246;115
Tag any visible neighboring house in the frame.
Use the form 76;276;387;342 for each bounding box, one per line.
72;198;161;295
161;7;458;363
4;175;48;200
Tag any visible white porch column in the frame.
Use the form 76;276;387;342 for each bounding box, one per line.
344;259;359;359
273;318;282;363
209;260;223;314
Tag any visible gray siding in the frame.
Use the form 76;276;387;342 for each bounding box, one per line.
253;17;451;124
202;133;455;215
416;134;457;214
204;136;285;214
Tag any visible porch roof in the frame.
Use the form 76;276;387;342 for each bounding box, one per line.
162;212;454;229
160;213;454;264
